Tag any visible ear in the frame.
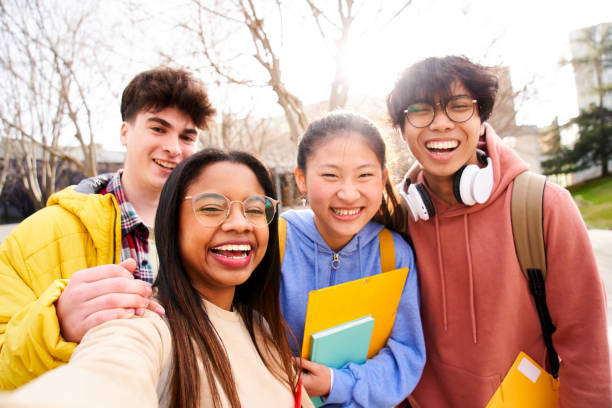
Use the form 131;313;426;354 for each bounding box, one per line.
480;122;485;136
120;121;129;147
294;167;307;195
397;126;408;143
382;167;389;186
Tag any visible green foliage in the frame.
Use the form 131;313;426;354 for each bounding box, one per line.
568;176;612;229
541;104;612;176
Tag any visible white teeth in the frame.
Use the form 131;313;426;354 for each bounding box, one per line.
332;208;360;216
224;254;248;259
213;244;252;251
425;140;459;150
154;159;176;169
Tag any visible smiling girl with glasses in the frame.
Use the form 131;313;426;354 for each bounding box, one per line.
4;149;314;408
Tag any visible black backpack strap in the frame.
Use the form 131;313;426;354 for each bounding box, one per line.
511;171;559;378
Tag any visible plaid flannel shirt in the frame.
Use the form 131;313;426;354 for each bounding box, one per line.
100;171;154;284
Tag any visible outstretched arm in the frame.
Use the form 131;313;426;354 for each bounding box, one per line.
4;310;171;408
0;218;162;389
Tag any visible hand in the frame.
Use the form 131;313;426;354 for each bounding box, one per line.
56;259;165;343
294;357;331;398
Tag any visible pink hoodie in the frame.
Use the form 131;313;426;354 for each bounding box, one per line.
406;124;611;407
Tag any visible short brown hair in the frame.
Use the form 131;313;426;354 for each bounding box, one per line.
120;67;215;129
387;56;498;131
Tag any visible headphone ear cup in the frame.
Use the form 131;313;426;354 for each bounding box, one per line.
453;165;467;204
455;164;479;206
453;157;494;206
402;182;435;222
472;158;494;203
415;183;435;219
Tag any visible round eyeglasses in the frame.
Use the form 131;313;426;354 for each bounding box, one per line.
403;96;477;128
185;193;279;228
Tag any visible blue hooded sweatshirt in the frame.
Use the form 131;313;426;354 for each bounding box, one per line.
279;209;425;407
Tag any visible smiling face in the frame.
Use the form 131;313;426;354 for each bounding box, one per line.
401;81;484;183
179;161;269;310
295;133;388;252
120;106;198;196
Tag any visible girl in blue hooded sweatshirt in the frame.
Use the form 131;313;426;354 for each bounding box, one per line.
280;110;425;407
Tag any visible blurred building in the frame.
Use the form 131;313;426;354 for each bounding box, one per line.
0;143;124;223
570;22;612;111
488;66;543;174
563;21;612;184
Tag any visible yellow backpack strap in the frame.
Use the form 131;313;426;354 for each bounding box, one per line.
378;228;395;272
279;216;287;265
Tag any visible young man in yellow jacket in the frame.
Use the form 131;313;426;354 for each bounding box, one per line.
0;67;215;389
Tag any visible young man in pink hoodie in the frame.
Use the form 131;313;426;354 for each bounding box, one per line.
387;55;611;407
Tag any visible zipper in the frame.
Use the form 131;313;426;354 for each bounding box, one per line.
331;253;341;270
329;252;341;285
111;202;118;264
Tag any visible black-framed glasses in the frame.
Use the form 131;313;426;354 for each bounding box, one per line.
184;193;279;228
403;95;478;128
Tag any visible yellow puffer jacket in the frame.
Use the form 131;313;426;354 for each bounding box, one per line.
0;184;121;389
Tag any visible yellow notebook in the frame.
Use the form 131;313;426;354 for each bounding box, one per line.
486;351;559;408
301;267;409;359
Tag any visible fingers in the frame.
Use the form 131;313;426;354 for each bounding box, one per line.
81;307;138;332
298;357;323;374
118;258;137;273
146;298;165;316
71;262;137;283
57;260;155;343
294;358;331;397
83;292;152;314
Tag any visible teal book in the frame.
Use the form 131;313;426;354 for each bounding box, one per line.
309;315;375;407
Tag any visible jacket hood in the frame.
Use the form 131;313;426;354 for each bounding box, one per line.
282;209;383;256
282;209;385;290
46;176;119;262
416;123;528;218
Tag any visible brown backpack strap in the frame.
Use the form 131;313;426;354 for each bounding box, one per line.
378;228;395;272
511;171;547;279
279;217;287;265
511;171;559;378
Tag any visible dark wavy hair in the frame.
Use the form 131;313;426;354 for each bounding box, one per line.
121;67;215;129
297;110;406;233
387;55;499;131
154;148;298;408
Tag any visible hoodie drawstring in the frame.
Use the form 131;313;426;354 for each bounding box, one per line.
434;214;448;332
463;213;478;344
314;244;320;290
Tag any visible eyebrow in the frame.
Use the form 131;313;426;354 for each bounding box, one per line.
147;117;198;135
317;163;378;170
410;94;472;104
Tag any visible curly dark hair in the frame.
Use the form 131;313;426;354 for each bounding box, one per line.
387;56;498;131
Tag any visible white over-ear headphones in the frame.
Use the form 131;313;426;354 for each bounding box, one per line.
399;150;494;222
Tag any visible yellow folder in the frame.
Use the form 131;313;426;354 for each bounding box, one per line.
486;351;559;408
301;267;409;359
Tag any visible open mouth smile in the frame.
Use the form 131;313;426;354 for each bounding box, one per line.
425;140;459;154
331;207;363;217
153;159;177;169
210;244;252;259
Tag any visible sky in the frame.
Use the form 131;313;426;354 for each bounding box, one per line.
93;0;612;150
278;0;612;125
